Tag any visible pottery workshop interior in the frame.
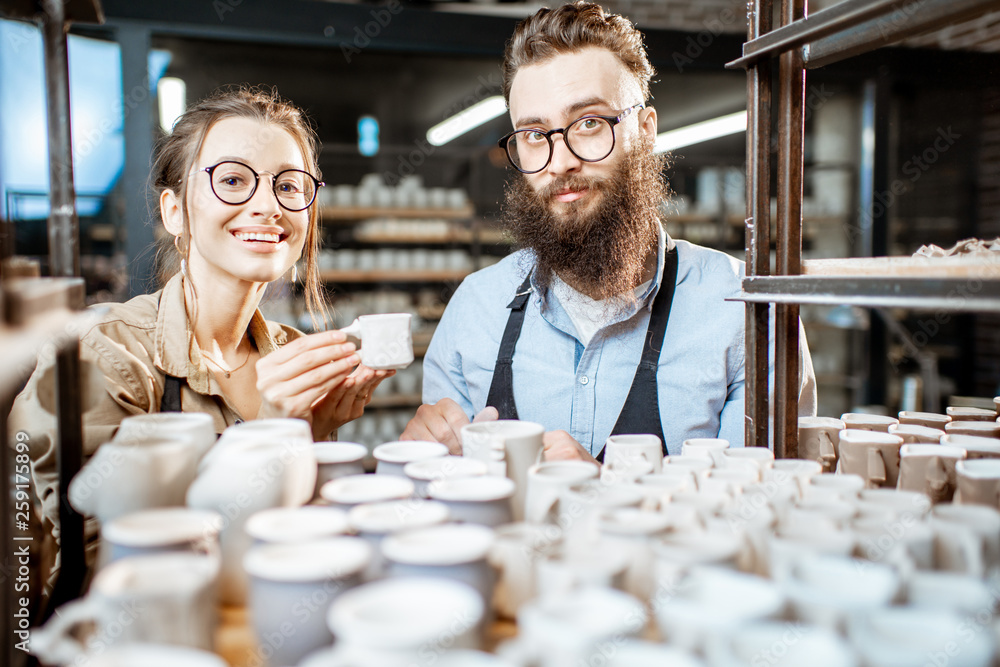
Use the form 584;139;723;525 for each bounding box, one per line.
4;0;1000;665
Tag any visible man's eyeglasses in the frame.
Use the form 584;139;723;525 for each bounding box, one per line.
498;102;645;174
200;161;324;212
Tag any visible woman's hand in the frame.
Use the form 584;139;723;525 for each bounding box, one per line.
255;330;362;433
308;364;395;439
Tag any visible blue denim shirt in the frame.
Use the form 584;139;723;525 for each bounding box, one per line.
423;230;815;456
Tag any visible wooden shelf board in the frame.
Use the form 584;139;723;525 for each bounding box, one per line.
803;256;1000;278
321;205;474;220
320;270;470;283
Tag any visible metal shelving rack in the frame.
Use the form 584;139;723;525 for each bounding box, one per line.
1;2;104;665
729;0;1000;458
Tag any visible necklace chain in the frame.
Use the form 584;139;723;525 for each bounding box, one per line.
201;343;252;379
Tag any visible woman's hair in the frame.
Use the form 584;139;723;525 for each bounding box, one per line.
152;85;327;327
501;1;655;104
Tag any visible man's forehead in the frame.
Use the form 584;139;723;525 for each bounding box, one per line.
509;48;641;123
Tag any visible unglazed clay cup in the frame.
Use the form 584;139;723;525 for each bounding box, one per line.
798;416;844;472
841;413;898;433
897;444;966;504
837;429;904;488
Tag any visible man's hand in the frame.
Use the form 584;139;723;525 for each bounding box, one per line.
543;430;598;464
400;400;499;455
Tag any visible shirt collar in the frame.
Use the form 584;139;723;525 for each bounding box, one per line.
154;272;282;394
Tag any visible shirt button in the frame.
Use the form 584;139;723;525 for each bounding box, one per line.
579;376;590;385
234;418;244;425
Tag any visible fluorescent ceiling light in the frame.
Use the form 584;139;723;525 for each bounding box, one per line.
654;110;747;153
157;77;186;133
427;95;507;147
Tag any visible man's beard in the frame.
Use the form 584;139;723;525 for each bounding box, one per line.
502;140;668;301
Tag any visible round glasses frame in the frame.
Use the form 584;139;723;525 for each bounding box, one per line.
201;160;325;212
498;102;646;174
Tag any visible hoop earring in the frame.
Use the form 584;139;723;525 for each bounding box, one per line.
174;235;189;279
291;264;298;283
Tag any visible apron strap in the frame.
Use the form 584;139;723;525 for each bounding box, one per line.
160;374;184;413
485;274;533;420
600;246;680;461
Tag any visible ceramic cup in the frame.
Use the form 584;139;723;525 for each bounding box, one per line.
706;622;857;667
888;423;945;444
312;442;368;498
654;567;784;655
719;446;775;473
897;443;966;503
373;441;448;476
404;455;488;499
798;416;844;472
602;434;664;474
245;506;350;545
848;608;993;667
243;538;370;667
320;473;414;509
327;577;485;665
101;507;223;566
558;480;644;552
956;458;1000;508
898;411;951;430
31;553;219;665
680;438;730;465
945;421;1000;439
534;542;631;598
461;420;546;521
931;503;1000;572
381;524;497;602
782;555;899;633
347;499;450;581
113;412;216;457
82;644;229;667
518;587;646;667
841;413;899;433
489;523;561;619
596;508;673;601
943;434;1000;459
69;435;206;524
906;571;997;615
340;313;413;370
802;473;865;502
946;406;997;422
523;460;599;524
837;429;904;488
428;475;515;527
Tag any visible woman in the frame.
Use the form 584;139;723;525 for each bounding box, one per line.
11;87;389;585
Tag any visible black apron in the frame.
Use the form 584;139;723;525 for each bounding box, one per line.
161;375;184;412
485;248;679;460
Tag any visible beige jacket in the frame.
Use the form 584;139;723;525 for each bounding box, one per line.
8;272;301;578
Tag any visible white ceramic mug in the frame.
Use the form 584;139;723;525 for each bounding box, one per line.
489;522;561;619
114;412;216;456
31;553;219;665
327;577;485;658
841;413;898;433
461;420;546;521
244;538;370;667
680;438;730;465
848;608;993;667
341;313;414;370
706;622;857;667
888;423;945;445
945;421;1000;438
404;455;489;498
944;434;1000;460
956;458;1000;508
245;506;350;545
381;524;496;602
101;507;223;566
347;499;450;580
781;555;899;633
798;416;844;472
837;429;904;488
319;473;414;509
523;461;599;524
373;441;448;476
897;443;966;503
428;476;515;527
897;411;951;430
602;434;664;474
313;442;368;498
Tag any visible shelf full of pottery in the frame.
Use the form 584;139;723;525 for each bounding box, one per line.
29;397;1000;667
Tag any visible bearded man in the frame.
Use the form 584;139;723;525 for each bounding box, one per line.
401;1;816;462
